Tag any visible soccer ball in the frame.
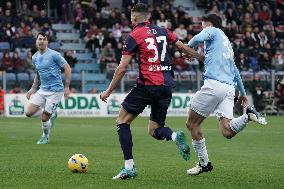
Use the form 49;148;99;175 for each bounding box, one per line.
68;154;89;173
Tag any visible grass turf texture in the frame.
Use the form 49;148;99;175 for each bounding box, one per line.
0;116;283;189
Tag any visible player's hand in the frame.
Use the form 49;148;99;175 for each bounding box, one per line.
64;87;70;99
237;95;248;107
100;90;111;103
182;53;193;60
26;88;36;100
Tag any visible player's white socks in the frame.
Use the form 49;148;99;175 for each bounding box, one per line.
41;120;51;137
171;132;177;141
125;159;134;170
229;114;249;133
192;138;209;167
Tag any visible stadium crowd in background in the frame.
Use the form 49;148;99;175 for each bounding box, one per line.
0;0;283;109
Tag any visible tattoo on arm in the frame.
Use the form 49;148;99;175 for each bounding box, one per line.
31;72;40;89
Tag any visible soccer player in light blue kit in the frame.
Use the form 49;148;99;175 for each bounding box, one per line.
25;32;72;144
184;14;267;175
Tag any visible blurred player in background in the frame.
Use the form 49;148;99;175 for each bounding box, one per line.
100;3;204;179
184;14;267;176
25;32;71;144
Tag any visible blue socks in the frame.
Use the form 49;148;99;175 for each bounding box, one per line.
117;123;133;160
153;127;173;141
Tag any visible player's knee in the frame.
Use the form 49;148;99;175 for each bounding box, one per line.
25;111;33;117
41;111;51;122
41;117;49;122
222;131;233;139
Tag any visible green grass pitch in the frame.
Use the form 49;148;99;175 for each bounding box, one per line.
0;116;283;189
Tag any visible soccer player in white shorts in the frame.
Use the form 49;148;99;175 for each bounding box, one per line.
184;14;267;175
25;32;71;144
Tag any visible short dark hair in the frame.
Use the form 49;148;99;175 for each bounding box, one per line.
202;13;222;29
131;3;148;13
36;31;49;41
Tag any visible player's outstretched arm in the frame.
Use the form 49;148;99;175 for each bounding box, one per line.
64;63;71;99
100;55;132;102
175;40;204;62
26;71;40;100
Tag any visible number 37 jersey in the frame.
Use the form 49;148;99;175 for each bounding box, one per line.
122;22;178;87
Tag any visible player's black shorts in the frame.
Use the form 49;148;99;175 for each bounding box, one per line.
121;85;172;127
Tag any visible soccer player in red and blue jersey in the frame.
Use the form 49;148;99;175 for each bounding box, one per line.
100;3;203;179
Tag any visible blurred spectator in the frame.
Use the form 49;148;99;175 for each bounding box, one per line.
18;21;30;37
2;51;13;72
163;4;174;21
111;23;123;42
151;5;161;21
236;53;250;71
269;31;281;48
174;24;187;41
24;51;34;74
73;3;86;30
9;85;24;94
96;0;110;12
259;52;272;70
257;31;268;48
157;13;170;28
42;23;55;41
2;9;13;25
107;11;120;28
64;51;78;68
100;42;116;72
120;13;130;27
89;87;98;93
19;2;32;20
93;12;106;28
275;83;284;110
103;32;117;48
13;11;24;28
176;5;185;19
59;0;72;23
4;23;16;43
70;87;77;93
258;4;271;23
31;23;41;38
272;8;284;26
172;51;188;72
35;10;51;26
250;74;265;111
31;4;40;18
244;31;255;48
12;52;25;73
84;24;100;43
86;32;105;57
0;85;5;115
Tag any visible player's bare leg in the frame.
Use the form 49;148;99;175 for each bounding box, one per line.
25;103;41;117
186;110;213;175
219;105;267;140
36;111;52;144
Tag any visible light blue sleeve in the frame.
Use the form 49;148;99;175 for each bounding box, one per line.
233;64;246;96
32;55;36;66
188;28;214;48
53;52;67;67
